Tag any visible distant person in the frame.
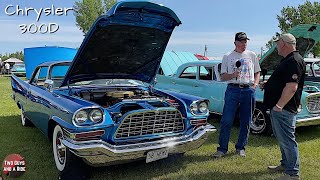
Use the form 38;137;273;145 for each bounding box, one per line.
261;33;304;180
0;60;3;75
5;62;10;74
213;32;261;158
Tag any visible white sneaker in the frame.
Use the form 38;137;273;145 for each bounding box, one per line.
236;149;245;157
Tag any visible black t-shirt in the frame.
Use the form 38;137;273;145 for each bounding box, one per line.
263;51;306;113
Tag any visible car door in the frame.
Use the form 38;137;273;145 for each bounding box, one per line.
212;63;228;113
27;66;49;129
196;65;225;113
171;65;199;94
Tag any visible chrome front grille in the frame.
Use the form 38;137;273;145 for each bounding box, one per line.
115;109;184;139
306;94;320;113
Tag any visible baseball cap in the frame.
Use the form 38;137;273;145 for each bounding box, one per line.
235;32;250;41
273;33;296;44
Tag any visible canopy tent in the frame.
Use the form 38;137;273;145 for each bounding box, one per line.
3;58;23;63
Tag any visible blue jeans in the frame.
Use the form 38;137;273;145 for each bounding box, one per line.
270;109;300;176
217;85;255;153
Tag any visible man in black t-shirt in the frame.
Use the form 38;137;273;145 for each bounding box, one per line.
261;33;305;180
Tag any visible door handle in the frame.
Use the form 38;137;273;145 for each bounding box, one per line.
172;81;176;84
193;85;199;87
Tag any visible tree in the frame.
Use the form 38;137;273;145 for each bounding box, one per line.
276;1;320;57
74;0;117;35
104;0;117;11
0;51;24;61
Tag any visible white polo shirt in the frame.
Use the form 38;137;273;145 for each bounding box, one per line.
221;50;261;84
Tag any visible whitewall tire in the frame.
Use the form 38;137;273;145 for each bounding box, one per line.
53;125;67;171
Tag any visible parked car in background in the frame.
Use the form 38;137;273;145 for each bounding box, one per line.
156;24;320;135
10;1;216;174
11;63;26;77
303;58;320;92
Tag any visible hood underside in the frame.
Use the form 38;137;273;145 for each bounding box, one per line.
61;1;181;87
260;24;320;72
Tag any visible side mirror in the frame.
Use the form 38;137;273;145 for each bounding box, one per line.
44;79;54;92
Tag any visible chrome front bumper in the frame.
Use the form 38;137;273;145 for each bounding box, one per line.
62;124;216;166
297;116;320;127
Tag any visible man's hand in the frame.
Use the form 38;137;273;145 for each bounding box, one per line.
233;70;240;79
273;105;283;112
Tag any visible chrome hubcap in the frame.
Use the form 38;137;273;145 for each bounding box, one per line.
251;108;266;132
56;132;66;164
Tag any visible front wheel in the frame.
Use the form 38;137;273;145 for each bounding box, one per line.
53;125;83;173
250;104;272;135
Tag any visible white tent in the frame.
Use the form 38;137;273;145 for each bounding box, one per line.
4;58;23;63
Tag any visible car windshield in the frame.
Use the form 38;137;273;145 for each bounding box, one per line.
13;64;25;68
70;79;146;87
313;61;320;77
51;64;71;87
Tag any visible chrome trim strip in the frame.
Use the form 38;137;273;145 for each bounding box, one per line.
297;116;320;127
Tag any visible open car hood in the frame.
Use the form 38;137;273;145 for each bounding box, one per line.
61;1;181;87
260;24;320;72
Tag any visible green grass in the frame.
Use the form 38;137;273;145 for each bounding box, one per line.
1;76;320;180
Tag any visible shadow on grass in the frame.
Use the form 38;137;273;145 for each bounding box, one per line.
88;154;277;180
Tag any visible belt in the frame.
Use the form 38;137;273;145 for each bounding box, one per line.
228;83;251;88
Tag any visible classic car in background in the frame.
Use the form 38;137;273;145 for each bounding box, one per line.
11;63;26;76
10;1;216;174
304;58;320;92
156;24;320;135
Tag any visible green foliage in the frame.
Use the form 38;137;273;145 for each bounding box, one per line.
74;0;117;35
104;0;117;11
0;51;24;61
277;1;320;57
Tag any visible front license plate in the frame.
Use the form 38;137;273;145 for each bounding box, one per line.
146;149;168;163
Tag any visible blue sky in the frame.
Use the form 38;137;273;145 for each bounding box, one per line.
0;0;317;58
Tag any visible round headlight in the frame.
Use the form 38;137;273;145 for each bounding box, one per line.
199;102;208;113
190;103;198;113
74;110;88;124
89;109;103;123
